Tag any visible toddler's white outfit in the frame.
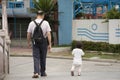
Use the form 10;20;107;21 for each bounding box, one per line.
71;48;85;76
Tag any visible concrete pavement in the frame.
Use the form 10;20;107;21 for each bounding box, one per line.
4;57;120;80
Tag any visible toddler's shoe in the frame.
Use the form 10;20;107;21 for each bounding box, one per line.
71;71;74;76
78;73;81;76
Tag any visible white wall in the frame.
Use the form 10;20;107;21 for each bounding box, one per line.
72;19;120;44
109;20;120;44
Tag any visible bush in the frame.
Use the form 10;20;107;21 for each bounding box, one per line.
71;41;120;54
71;40;77;50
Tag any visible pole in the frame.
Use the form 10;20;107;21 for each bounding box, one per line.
2;0;11;74
2;0;7;74
20;24;22;47
14;17;17;38
2;0;8;34
108;0;111;11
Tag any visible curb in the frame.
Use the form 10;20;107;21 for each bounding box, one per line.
10;54;120;63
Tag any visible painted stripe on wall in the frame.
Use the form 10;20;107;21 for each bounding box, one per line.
116;28;120;37
77;28;109;41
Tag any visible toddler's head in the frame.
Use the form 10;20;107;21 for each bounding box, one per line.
76;41;83;49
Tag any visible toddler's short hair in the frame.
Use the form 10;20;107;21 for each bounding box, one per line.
76;41;83;49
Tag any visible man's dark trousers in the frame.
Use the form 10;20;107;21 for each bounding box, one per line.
32;39;47;75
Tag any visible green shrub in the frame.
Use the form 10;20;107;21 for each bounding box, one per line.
71;41;120;54
71;40;77;50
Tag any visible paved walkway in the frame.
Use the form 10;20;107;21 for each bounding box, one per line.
4;57;120;80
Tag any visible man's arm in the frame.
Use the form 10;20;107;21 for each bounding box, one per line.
27;32;31;48
47;31;52;51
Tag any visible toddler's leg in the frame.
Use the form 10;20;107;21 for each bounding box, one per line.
78;65;82;76
71;65;75;71
71;65;75;76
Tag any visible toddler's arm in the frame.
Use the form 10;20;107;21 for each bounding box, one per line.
81;50;85;56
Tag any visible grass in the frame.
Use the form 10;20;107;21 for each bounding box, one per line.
83;52;120;60
99;54;120;60
53;45;71;47
49;51;120;60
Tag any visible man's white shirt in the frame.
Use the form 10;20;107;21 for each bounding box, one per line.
27;19;51;38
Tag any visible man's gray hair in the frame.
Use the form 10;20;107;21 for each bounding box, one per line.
37;10;44;15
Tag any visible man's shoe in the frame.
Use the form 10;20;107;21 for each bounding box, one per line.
41;73;47;77
32;75;39;78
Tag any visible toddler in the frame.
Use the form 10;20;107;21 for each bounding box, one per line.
71;42;85;76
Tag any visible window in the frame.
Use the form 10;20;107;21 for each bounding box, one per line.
15;3;23;8
8;0;15;1
8;0;23;1
16;0;23;1
8;1;24;8
30;0;34;8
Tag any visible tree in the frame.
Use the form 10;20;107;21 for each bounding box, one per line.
32;0;59;29
75;12;85;19
33;0;54;21
103;8;120;19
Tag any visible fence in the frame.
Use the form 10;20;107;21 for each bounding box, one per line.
72;19;120;44
0;30;10;80
8;23;28;47
9;23;58;47
8;23;28;39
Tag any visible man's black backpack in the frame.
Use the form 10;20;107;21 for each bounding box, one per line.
32;20;44;47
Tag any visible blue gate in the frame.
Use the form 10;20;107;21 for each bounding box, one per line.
58;0;73;45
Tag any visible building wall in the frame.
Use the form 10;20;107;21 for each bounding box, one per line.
109;20;120;44
23;0;30;8
0;0;33;39
58;0;73;45
72;19;120;44
0;0;34;17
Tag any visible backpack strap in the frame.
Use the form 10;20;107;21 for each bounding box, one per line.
33;20;44;37
34;20;44;27
38;20;44;27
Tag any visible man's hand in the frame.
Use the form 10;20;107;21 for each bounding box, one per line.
47;31;52;52
27;32;31;48
28;42;32;48
48;44;51;52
